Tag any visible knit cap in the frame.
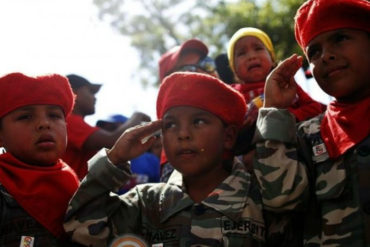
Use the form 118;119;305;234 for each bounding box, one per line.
227;27;276;73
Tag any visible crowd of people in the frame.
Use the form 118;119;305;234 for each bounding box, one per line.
0;0;369;246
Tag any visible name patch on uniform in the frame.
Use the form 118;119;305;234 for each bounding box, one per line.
221;217;265;241
143;226;180;244
20;236;34;247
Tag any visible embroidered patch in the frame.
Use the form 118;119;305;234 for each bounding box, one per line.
20;236;34;247
143;225;180;244
221;217;265;241
313;143;327;156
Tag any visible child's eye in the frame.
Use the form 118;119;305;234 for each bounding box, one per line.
193;118;206;126
307;47;320;62
16;114;32;121
334;33;349;43
163;121;176;130
236;51;245;57
49;112;64;120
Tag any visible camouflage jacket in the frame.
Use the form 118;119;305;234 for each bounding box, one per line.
0;185;81;247
254;108;370;247
64;149;266;247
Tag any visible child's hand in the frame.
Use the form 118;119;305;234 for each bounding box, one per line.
264;54;303;108
107;120;162;165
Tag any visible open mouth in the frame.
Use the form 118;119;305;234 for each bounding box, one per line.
248;64;261;71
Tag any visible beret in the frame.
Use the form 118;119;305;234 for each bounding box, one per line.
0;72;75;118
157;72;246;128
295;0;370;52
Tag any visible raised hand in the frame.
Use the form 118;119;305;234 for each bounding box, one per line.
107;120;162;165
264;54;303;108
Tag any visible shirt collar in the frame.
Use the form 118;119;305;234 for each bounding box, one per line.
159;159;251;223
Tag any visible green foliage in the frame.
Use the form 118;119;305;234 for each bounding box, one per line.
93;0;306;86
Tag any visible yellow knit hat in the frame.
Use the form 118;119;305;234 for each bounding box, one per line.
227;27;276;73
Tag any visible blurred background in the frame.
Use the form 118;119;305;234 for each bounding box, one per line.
0;0;332;125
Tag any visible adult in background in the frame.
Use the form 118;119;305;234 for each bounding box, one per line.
63;74;150;180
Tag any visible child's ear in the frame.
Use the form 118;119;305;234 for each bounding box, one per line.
223;125;238;150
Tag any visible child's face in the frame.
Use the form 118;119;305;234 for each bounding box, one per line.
0;105;67;166
161;106;236;178
307;29;370;102
234;36;274;83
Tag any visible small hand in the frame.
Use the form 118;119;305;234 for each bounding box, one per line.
107;120;162;165
264;54;303;108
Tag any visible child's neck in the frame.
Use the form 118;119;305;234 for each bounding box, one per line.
184;165;230;203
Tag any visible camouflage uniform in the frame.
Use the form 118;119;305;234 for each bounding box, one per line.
0;185;81;247
254;108;370;246
64;149;266;247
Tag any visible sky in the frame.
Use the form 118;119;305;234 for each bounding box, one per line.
0;0;332;126
0;0;158;125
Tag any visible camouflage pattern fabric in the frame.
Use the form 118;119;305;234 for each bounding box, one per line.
254;108;370;247
64;149;266;247
0;185;82;247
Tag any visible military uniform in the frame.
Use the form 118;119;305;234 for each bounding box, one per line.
64;149;266;247
0;185;81;247
254;108;370;246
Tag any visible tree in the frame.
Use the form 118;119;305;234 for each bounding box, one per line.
93;0;305;86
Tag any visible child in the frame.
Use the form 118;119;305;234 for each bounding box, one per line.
227;27;325;167
0;73;80;246
158;39;219;182
64;72;267;246
254;0;370;246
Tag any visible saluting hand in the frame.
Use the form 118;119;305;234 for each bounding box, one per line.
264;54;303;108
107;120;162;165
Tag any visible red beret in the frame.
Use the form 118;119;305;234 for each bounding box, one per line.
295;0;370;52
156;72;246;128
158;39;208;82
0;73;75;118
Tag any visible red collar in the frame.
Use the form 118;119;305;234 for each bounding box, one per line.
321;97;370;158
0;153;79;237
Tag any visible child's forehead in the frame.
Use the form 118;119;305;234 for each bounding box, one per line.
12;104;64;113
307;29;367;49
236;36;264;47
163;106;214;118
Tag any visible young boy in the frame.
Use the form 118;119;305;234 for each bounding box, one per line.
254;0;370;246
0;73;80;246
158;39;219;182
227;27;325;168
64;72;266;246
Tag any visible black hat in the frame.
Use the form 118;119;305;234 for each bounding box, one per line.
66;74;102;94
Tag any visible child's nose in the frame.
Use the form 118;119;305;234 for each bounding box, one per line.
322;47;336;63
37;117;51;130
247;51;257;60
177;125;191;141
